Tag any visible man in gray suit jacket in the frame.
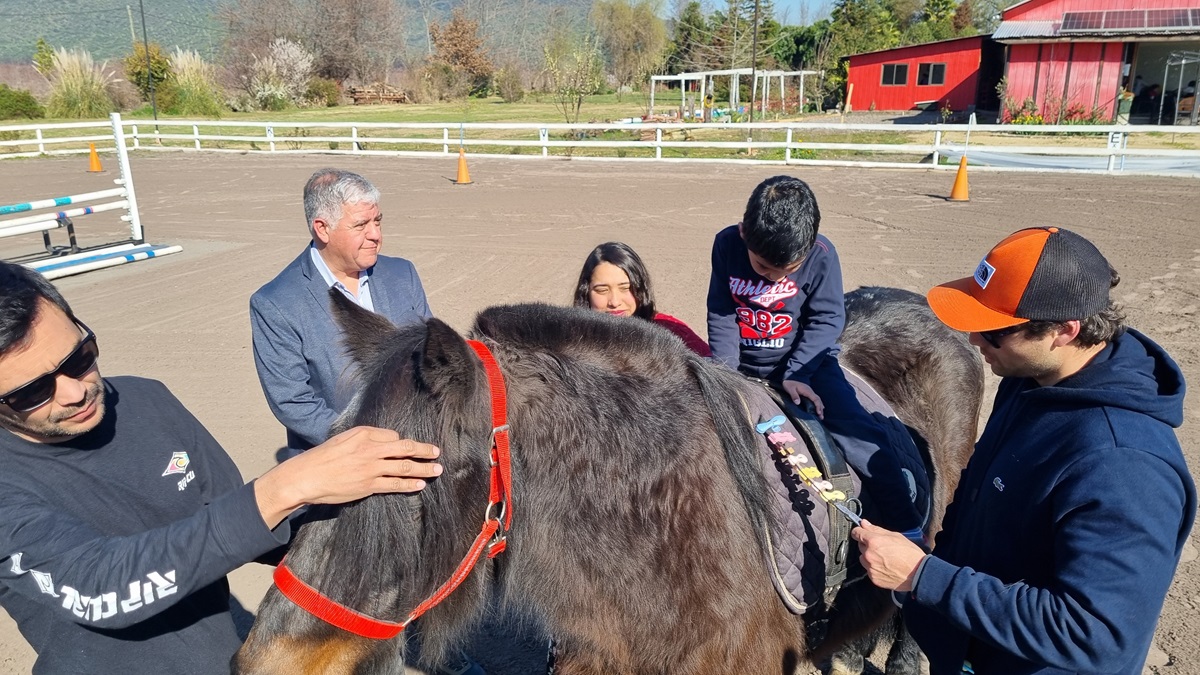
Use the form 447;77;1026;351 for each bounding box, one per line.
251;170;488;675
250;169;433;453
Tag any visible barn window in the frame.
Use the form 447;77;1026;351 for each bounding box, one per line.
882;64;909;86
918;63;946;86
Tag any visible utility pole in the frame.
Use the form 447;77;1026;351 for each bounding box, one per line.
127;6;137;46
137;0;160;131
748;0;760;125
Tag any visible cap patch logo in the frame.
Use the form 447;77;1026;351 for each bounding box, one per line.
974;258;996;289
162;452;190;477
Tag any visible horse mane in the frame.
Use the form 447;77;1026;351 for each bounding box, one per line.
472;303;774;550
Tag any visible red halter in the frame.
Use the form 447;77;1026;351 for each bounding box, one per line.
272;339;513;640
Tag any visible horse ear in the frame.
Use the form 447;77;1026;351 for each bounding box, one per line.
329;289;402;368
418;318;477;393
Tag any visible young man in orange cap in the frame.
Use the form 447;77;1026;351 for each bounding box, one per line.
852;227;1195;674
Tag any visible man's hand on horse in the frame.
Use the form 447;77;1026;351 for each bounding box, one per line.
255;426;443;528
782;379;825;418
851;519;927;592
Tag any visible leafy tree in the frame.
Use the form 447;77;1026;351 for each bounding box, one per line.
924;0;957;22
592;0;667;96
953;0;978;34
665;0;706;74
543;30;605;124
770;21;831;69
429;8;495;96
123;42;173;102
33;38;54;76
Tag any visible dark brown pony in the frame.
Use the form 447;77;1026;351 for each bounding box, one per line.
235;287;982;675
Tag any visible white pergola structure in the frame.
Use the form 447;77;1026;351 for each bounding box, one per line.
649;68;821;118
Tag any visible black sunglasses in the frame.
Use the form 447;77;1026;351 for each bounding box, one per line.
0;321;99;413
979;325;1024;349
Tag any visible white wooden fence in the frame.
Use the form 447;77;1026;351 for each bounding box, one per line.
1;113;1198;176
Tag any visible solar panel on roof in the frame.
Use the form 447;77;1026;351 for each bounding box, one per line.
1061;11;1104;30
1104;10;1146;30
1147;8;1191;27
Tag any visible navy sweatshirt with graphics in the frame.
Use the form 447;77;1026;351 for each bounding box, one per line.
903;329;1196;674
706;224;845;383
0;377;290;675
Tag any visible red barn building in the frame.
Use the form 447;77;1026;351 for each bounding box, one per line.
845;0;1200;122
847;36;999;113
995;0;1200;123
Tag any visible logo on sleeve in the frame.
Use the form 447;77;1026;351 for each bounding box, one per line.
162;452;190;477
33;570;58;597
974;259;995;289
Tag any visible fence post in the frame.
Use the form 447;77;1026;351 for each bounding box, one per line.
540;128;548;157
267;126;275;152
109;113;144;243
932;129;942;166
655;128;662;159
1106;131;1128;172
35;128;45;155
131;125;139;149
443;128;449;154
352;126;360;153
193;124;201;150
785;127;793;163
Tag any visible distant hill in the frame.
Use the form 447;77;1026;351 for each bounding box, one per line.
0;0;593;65
0;0;224;64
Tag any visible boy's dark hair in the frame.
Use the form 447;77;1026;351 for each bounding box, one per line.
741;175;821;268
0;261;75;358
572;242;658;321
1021;265;1126;347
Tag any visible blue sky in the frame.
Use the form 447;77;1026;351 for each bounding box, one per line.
775;0;833;24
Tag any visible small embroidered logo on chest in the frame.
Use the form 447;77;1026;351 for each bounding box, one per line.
993;477;1005;492
162;452;190;476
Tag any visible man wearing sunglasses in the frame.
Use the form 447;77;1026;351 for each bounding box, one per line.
852;227;1195;674
0;262;443;674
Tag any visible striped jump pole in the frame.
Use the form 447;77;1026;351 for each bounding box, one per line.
0;188;126;217
2;113;181;278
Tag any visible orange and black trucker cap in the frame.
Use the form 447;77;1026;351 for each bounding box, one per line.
926;227;1112;333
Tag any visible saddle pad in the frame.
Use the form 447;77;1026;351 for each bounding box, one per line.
747;369;931;615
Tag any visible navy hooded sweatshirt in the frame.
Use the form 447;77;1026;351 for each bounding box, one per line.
706;225;844;384
902;328;1196;674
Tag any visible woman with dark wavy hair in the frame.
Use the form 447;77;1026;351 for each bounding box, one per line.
572;242;711;357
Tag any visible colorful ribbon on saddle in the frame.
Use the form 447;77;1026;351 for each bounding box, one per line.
757;414;861;525
272;338;513;640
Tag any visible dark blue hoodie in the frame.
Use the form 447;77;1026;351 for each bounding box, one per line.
705;225;845;384
903;328;1196;674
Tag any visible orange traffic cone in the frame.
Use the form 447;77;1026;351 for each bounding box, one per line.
948;155;968;202
87;143;103;173
454;147;472;185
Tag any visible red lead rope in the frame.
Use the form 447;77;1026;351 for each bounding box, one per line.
272;338;512;640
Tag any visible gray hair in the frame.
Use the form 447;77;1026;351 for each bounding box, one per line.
303;169;381;237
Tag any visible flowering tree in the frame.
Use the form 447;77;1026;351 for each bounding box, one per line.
543;32;605;124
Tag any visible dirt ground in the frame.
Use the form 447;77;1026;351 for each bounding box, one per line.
0;154;1197;675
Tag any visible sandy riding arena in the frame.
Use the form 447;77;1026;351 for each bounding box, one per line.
1;154;1197;674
